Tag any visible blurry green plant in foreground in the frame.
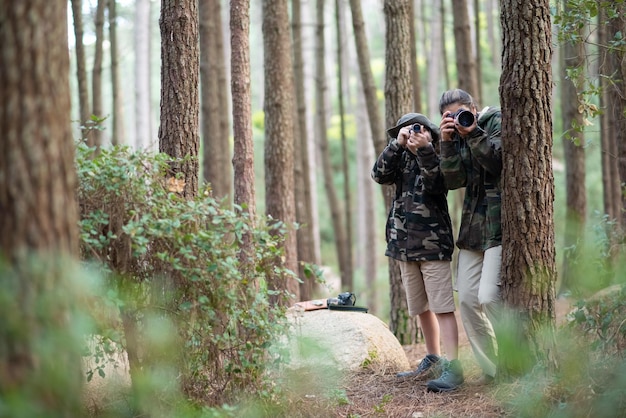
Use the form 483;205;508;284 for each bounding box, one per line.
76;143;299;416
498;274;626;417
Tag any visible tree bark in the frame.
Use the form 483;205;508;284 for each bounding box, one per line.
231;0;256;219
598;6;626;278
109;0;125;145
607;13;626;231
134;0;152;150
92;0;106;147
200;0;232;201
215;0;232;200
292;0;317;300
558;5;586;296
598;9;620;226
70;0;91;140
383;0;421;344
0;1;82;413
451;0;479;103
335;0;354;291
409;0;422;113
426;0;443;117
355;83;378;315
486;0;500;67
315;0;351;292
473;0;482;101
499;0;557;377
158;0;200;199
263;0;300;302
348;0;385;157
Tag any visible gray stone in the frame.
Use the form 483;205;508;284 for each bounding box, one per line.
285;308;410;373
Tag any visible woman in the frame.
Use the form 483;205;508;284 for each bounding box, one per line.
372;112;463;392
438;89;502;384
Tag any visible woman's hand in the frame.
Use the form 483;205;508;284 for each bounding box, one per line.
440;112;456;141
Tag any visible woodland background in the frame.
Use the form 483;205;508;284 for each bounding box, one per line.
66;0;605;321
1;0;626;416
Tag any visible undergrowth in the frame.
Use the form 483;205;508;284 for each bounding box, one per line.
76;143;301;416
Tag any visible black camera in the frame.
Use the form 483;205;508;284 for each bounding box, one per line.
327;292;356;307
412;123;421;133
453;109;475;127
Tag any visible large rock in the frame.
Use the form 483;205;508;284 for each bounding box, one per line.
285;309;410;373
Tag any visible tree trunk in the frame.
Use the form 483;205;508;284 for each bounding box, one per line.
316;0;351;292
558;6;586;297
292;0;317;300
158;0;200;199
598;6;623;274
426;0;443;117
486;0;500;67
0;1;82;414
409;0;422;113
383;0;420;344
200;0;232;201
605;11;626;239
231;0;256;220
134;0;152;150
92;0;106;147
109;0;125;145
70;0;91;140
598;8;620;225
451;0;479;103
200;0;221;191
348;0;385;157
499;0;557;377
440;0;451;89
616;14;626;233
263;0;300;303
355;83;378;315
215;0;231;200
335;0;354;291
473;0;482;101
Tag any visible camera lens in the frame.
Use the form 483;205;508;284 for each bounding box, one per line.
456;110;475;127
412;123;421;133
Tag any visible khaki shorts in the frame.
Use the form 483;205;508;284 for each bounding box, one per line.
399;260;456;316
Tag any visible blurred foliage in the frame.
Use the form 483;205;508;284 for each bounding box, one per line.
501;282;626;417
0;257;90;418
76;143;298;415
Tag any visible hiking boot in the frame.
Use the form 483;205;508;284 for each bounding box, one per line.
426;359;464;392
396;354;441;379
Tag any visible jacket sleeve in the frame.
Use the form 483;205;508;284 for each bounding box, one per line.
416;144;447;194
440;140;466;190
371;139;403;185
466;112;502;175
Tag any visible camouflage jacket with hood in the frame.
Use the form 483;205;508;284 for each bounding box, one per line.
371;123;454;263
440;106;502;251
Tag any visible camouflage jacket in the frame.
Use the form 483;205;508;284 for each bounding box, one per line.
440;107;502;251
371;140;454;262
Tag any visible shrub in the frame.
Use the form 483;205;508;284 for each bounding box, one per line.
76;144;294;411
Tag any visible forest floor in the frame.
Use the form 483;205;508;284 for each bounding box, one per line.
284;297;575;418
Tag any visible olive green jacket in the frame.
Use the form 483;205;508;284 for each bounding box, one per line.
440;107;502;251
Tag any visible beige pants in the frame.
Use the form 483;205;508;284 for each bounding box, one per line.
399;260;456;316
456;246;502;378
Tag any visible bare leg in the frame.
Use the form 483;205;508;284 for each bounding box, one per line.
436;312;459;360
419;310;440;356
